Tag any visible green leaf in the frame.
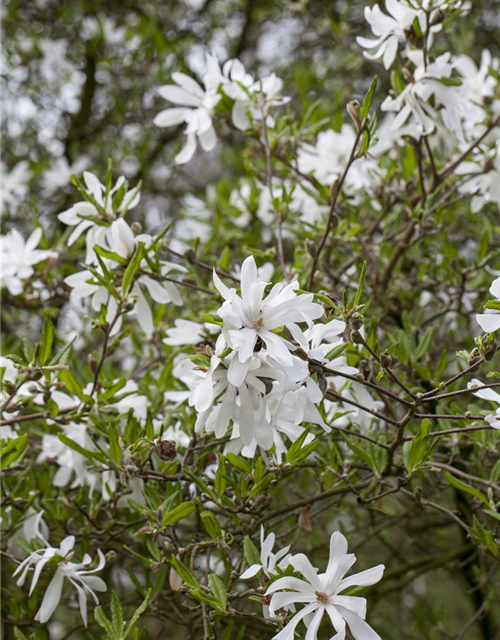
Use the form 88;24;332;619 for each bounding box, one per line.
352;261;367;308
243;536;261;567
403;419;431;474
1;435;28;468
225;452;251;473
58;433;106;464
124;589;152;639
59;370;94;404
111;591;125;638
162;501;196;526
122;242;145;294
190;589;224;610
469;515;499;556
170;555;199;588
94;244;129;266
208;574;227;610
445;472;489;505
49;337;76;366
13;629;29;640
477;228;489;261
39;309;54;366
94;606;116;638
201;511;222;539
359;76;378;121
325;342;348;362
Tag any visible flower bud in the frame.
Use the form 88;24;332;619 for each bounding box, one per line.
347;100;361;131
87;354;99;373
155;439;177;461
484;342;497;361
131;221;143;236
380;352;393;369
350;330;362;344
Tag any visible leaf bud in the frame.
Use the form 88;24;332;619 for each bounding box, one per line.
350;330;362;344
87;354;99;373
347;100;361;132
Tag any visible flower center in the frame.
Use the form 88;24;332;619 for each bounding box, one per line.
315;591;329;604
252;315;264;330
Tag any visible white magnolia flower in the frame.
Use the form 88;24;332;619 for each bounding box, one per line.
42;156;88;196
476;276;500;333
154;53;223;164
297;125;380;198
13;512;107;626
457;143;500;213
58;171;141;264
222;59;290;130
241;526;291;579
164;319;207;346
266;531;384;640
467;378;500;429
64;219;184;337
1;161;31;208
357;0;420;70
1;227;57;295
214;256;324;386
381;51;460;137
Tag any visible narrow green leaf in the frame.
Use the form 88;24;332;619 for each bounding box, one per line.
39;309;54;366
208;574;227;610
162;501;196;526
122;242;145;294
359;76;378;121
445;472;489;505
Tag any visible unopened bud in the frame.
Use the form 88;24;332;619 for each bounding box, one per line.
137;526;155;535
88;355;98;374
184;248;196;263
155;439;177;461
484;342;497;361
351;317;363;331
347;100;361;131
131;221;143;235
305;240;317;258
430;9;444;25
169;567;183;591
351;330;362;344
380;352;393;369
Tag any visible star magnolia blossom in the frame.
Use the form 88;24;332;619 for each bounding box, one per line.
214;256;324;386
241;526;291;579
1;161;31;207
64;219;184;336
0;227;57;295
13;512;107;626
357;0;421;70
266;531;384;640
381;51;459;137
222;59;290;131
468;378;500;429
58;171;141;264
476;276;500;333
154;53;222;164
297;125;380;196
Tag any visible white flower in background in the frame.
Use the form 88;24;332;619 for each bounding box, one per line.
214;256;323;386
357;0;421;70
266;531;384;640
1;161;31;208
13;512;107;626
456;143;500;212
297;125;380;197
37;422;96;491
64;219;184;336
164;319;207;346
159;421;191;449
154;53;223;164
468;378;500;429
170;192;213;253
327;381;385;432
454;50;499;138
58;171;141;264
241;526;291;579
42;156;88;196
0;227;57;295
110;379;149;422
381;51;460;137
476;276;500;333
222;59;290;130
